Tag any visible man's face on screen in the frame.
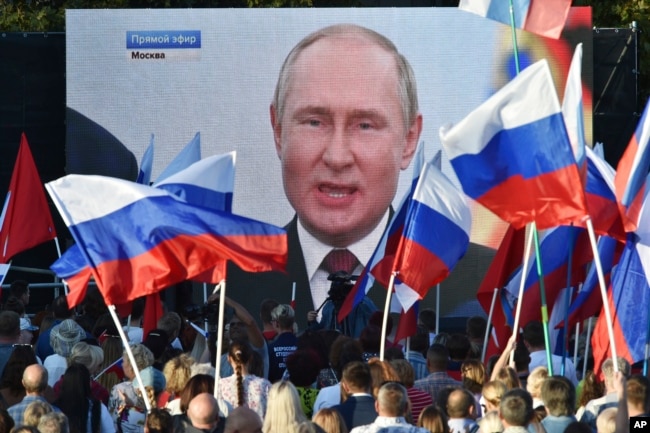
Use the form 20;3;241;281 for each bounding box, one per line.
272;35;420;247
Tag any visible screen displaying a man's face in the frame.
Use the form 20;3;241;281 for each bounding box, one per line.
65;8;592;317
273;33;420;248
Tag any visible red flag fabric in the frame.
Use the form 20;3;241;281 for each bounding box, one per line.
142;293;163;339
0;133;57;262
476;225;525;360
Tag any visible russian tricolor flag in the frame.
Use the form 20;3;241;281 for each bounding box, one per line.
46;175;286;306
614;100;650;233
458;0;571;39
440;59;588;231
391;160;471;307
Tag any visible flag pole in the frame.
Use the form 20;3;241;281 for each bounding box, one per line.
214;279;227;397
435;283;440;334
573;321;580;367
53;237;67;295
531;224;554;376
644;301;650;375
380;272;397;361
583;317;593;379
107;304;151;412
585;217;618;372
203;283;209;333
482;288;499;363
510;224;535;365
562;228;577;376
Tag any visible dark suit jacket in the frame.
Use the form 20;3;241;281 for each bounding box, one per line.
333;395;378;431
227;215;496;331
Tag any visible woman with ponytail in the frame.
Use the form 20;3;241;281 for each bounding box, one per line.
217;339;271;420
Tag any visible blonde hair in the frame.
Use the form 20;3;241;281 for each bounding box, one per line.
262;381;307;433
68;341;104;375
526;366;548;398
367;358;400;399
482;380;507;412
23;400;53;427
312;408;348;433
596;407;617;433
417;405;450;433
125;343;154;371
461;359;486;394
163;353;194;395
478;410;503;433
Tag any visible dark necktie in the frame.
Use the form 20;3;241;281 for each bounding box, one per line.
322;248;359;275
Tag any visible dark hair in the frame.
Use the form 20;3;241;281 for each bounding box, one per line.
131;297;146;320
260;299;279;324
0;407;14;433
55;363;96;433
146;408;173;433
410;325;429;354
359;325;382;354
9;280;29;299
179;374;215;414
426;344;449;371
143;329;170;359
446;333;471;360
341;361;372;392
286;349;321;387
522;321;544;348
52;295;73;319
3;296;25;317
418;309;436;332
296;330;328;370
0;345;38;395
229;340;252;407
465;316;487;339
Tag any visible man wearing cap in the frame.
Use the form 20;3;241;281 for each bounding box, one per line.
0;311;21;377
18;317;38;346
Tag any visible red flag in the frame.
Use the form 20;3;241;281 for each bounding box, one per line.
477;225;525;360
0;133;57;262
142;293;163;339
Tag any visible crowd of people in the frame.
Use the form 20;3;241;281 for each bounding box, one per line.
0;279;643;433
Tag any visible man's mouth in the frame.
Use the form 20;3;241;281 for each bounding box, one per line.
319;184;356;198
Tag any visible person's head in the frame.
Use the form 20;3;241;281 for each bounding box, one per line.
578;370;604;408
477;410;503;433
157;311;181;342
601;356;631;391
482;380;508;413
270;24;422;248
389;359;416;388
262;381;307;433
23;400;53;427
446;388;476;419
228;314;250;341
329;336;363;378
359;325;381;355
187;392;219;430
446;333;471;361
526;366;548;398
50;319;86;358
367;358;400;399
311;408;347;433
540;375;575;417
9;427;38;433
495;366;521;390
22;364;48;394
0;311;20;342
143;329;170;360
36;412;69;433
410;325;430;355
0;407;14;433
179;374;215;414
375;381;409;418
260;299;279;327
67;341;104;375
297;422;326;433
18;317;38;345
225;406;263;433
123;343;154;379
0;345;38;394
595;406;617;433
9;280;30;306
4;297;25;317
286;349;321;388
627;374;650;416
340;361;371;395
418;309;436;332
460;359;485;394
426;344;449;372
162;353;194;396
522;321;544;349
270;304;295;332
145;408;173;433
499;388;534;428
465;316;487;341
51;295;74;320
417;405;449;433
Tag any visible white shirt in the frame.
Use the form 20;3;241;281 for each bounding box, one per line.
297;211;388;319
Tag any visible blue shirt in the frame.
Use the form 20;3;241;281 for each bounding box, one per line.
8;395;60;426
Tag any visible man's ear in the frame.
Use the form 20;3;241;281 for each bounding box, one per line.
270;104;282;158
400;113;423;170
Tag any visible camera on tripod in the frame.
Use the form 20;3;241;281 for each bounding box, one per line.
182;303;220;324
324;271;358;312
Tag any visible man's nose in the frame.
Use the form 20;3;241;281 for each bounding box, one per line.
322;127;354;169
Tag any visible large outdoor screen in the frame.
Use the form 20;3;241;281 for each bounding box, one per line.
66;7;592;320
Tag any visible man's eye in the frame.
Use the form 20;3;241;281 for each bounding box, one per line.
308;119;321;127
359;122;372;130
